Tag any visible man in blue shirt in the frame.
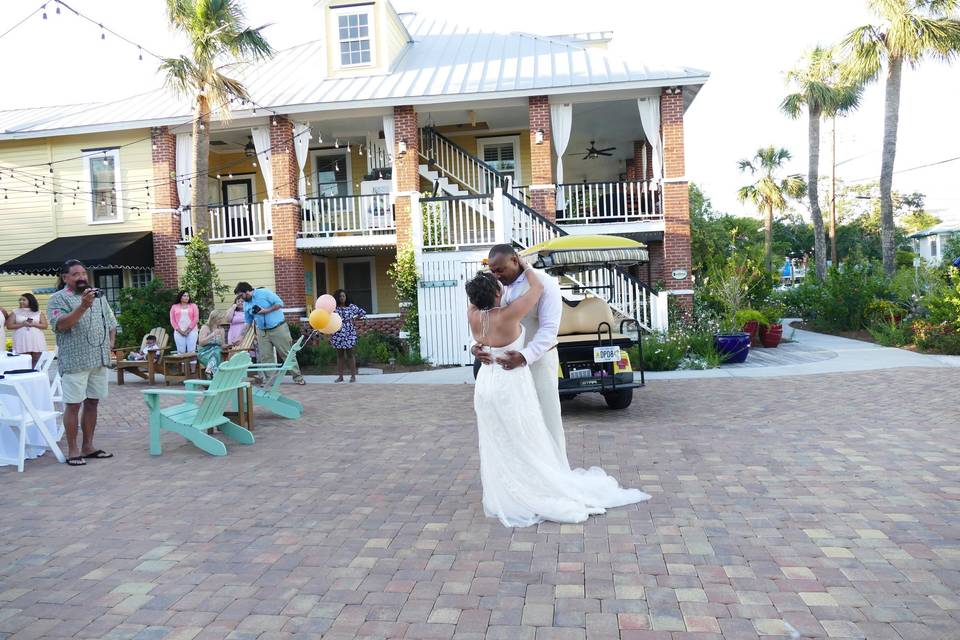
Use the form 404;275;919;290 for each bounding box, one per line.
234;282;305;384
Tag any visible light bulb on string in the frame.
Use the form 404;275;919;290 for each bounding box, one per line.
334;139;339;149
272;117;277;126
359;145;364;156
334;161;339;171
99;24;105;39
318;132;323;143
43;5;48;20
55;3;59;14
347;142;351;152
138;47;142;61
228;174;233;179
252;161;257;167
48;164;53;174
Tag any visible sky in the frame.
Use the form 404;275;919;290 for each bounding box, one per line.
1;0;958;220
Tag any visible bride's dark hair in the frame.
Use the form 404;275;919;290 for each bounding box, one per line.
465;271;500;310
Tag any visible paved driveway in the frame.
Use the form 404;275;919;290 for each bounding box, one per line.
2;368;959;639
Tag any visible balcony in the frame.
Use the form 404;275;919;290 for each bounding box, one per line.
297;193;396;248
181;203;271;243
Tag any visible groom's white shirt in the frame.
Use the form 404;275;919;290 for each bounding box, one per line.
501;270;562;364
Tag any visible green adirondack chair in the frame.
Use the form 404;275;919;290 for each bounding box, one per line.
186;335;307;420
142;352;255;456
244;335;307;419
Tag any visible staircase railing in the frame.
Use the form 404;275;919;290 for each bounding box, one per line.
419;127;512;196
501;192;660;330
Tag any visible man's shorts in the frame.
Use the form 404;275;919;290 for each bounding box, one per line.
62;367;109;404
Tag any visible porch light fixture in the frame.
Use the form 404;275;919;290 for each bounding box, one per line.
535;129;544;145
398;139;408;155
244;136;256;157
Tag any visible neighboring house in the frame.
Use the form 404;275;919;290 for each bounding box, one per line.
909;220;960;265
0;0;708;364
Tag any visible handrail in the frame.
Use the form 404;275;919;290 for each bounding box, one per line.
419;127;512;195
423;127;511;185
503;191;565;238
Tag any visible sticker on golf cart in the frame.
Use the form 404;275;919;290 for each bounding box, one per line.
593;346;622;363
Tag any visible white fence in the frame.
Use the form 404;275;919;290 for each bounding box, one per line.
416;251;487;366
300;194;394;237
557;180;662;224
420;194;498;250
181;203;270;242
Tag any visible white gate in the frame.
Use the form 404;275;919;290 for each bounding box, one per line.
417;250;487;366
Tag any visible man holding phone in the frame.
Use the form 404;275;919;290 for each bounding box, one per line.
47;259;117;466
234;282;305;385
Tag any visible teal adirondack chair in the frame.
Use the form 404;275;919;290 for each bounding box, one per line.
142;352;255;456
187;335;307;420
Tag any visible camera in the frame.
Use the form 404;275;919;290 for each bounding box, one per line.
250;304;262;314
91;288;104;298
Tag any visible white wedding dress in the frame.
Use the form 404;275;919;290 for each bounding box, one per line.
475;327;651;528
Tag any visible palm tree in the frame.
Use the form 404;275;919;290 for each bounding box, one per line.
160;0;273;304
737;147;807;272
838;0;960;276
781;47;862;280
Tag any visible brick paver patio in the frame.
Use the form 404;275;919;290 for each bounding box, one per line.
2;368;959;640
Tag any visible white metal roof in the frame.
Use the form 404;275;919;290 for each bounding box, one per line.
0;14;709;140
908;219;960;238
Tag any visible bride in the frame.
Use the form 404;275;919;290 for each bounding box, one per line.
467;265;650;528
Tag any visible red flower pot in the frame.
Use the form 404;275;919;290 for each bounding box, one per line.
760;323;783;348
741;320;761;347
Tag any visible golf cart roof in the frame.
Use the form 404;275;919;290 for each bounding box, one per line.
520;235;649;270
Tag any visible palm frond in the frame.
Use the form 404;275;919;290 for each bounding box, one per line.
159;56;198;96
226;25;274;60
838;24;886;84
780;93;805;119
737;159;756;174
900;15;960;65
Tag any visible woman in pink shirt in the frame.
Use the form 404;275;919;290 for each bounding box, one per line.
169;290;200;355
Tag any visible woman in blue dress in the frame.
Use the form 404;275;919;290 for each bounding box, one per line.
330;289;366;382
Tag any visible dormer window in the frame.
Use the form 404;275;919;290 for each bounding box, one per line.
338;12;372;66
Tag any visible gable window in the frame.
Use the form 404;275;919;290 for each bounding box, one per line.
84;148;122;223
338;12;372;66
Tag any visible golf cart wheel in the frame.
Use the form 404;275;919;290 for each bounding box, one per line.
603;389;633;410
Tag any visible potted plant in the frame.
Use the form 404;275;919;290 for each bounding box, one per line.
758;302;785;348
735;309;768;347
706;259;759;364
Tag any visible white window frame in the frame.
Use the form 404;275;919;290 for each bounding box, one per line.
311;149;354;198
930;237;938;258
84;148;123;224
338;256;377;313
333;7;375;69
477;135;522;186
128;270;154;288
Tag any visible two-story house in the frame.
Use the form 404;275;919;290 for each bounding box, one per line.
0;1;708;365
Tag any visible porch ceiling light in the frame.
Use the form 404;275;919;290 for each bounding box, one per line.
535;129;544;145
244;136;256;157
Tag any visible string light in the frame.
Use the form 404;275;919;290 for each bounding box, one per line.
334;139;339;149
347;142;351;152
48;164;53;174
138;46;142;61
99;23;105;39
42;4;48;20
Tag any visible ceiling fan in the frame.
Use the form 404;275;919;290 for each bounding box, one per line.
570;141;616;160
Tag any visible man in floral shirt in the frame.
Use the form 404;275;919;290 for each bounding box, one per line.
47;259;117;466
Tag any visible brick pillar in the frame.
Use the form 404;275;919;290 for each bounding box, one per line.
660;87;692;308
527;96;556;220
269;116;306;316
393;105;419;248
150;126;180;287
625;159;635;181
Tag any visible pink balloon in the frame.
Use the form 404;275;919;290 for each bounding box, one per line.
315;294;336;313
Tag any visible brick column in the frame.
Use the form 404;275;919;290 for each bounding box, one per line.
660;87;692;308
269;116;306;316
393;105;419;248
527;96;556;220
150;126;180;287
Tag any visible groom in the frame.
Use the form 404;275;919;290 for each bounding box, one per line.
473;244;568;465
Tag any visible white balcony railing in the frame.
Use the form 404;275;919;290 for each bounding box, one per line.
557;180;663;224
181;203;271;242
300;193;394;237
421;194;498;250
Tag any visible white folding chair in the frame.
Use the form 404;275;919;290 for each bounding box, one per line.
35;350;55;374
0;383;65;472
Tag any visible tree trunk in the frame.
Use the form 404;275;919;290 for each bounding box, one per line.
879;57;902;276
191;95;214;309
830;118;838;268
765;203;773;272
808;106;826;280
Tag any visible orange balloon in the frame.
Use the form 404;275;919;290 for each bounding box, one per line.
309;308;330;330
320;312;343;334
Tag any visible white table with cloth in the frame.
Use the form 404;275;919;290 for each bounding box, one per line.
0;370;63;467
1;354;32;374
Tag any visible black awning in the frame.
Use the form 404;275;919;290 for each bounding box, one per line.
0;231;154;276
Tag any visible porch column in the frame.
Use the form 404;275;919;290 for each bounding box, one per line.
660;87;692;310
393;105;419;248
527;96;556;221
150;126;180;287
269;116;306;316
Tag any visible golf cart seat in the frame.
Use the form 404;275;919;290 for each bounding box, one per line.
557;297;630;344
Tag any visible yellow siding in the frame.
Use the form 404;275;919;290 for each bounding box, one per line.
207;151;266;201
383;2;410;67
176;249;275;312
374;253;398;313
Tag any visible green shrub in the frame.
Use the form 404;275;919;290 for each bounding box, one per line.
867;320;912;347
298;341;337;368
802;262;891;331
734;308;769;329
355;331;404;365
115;279;178;347
912;319;960;354
630;329;721;371
924;267;960;330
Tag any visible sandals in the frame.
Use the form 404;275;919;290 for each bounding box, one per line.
334;376;344;383
294;377;306;386
82;450;114;459
66;457;86;466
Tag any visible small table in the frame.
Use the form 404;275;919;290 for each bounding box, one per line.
224;383;255;432
161;353;197;386
1;354;32;374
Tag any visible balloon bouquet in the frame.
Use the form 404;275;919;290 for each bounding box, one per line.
308;294;343;339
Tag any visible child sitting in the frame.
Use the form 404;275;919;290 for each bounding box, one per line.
128;335;162;362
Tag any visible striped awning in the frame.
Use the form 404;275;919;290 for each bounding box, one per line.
520;235;648;270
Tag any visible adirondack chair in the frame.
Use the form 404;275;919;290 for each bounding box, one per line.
142;352;255;456
114;328;170;385
223;325;256;362
244;335;307;419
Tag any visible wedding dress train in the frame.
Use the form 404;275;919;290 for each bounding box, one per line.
474;327;650;527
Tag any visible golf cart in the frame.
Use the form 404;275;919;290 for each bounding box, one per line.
520;235;647;409
471;235;649;409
